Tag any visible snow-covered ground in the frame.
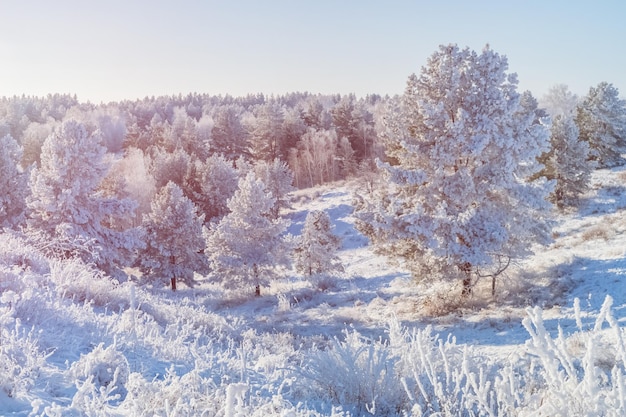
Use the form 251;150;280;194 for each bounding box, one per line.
2;167;626;416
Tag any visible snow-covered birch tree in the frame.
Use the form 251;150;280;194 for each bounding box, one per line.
355;44;553;297
205;171;290;296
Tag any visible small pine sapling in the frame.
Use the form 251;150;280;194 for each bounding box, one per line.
294;210;343;280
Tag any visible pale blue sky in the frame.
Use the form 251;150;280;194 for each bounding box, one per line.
1;0;624;103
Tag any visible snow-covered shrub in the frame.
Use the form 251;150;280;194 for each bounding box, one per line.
0;231;49;276
69;342;130;402
0;320;52;399
388;321;496;416
520;295;626;416
48;258;126;307
300;330;406;415
308;273;339;292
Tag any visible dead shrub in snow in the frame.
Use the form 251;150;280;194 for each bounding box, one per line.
581;223;613;242
419;281;490;317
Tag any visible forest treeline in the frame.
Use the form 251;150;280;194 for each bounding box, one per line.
1;44;625;297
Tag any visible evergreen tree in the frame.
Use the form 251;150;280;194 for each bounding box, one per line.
294;210;342;277
576;82;626;168
541;84;578;118
248;102;285;162
187;154;239;223
206;172;290;296
139;181;208;290
210;105;249;160
0;135;28;229
254;159;295;219
355;45;553;297
331;95;359;157
540;115;593;209
148;146;192;189
26;120;141;272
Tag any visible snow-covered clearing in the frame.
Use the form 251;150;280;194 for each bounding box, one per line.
3;167;626;415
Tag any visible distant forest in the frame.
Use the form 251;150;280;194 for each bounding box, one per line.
0;91;385;189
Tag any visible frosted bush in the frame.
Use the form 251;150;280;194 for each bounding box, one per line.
69;342;130;402
519;295;626;416
0;320;52;399
49;258;126;307
0;231;49;278
311;273;339;292
299;329;406;415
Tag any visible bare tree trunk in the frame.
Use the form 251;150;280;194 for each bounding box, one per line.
460;262;473;297
253;263;261;297
170;255;177;291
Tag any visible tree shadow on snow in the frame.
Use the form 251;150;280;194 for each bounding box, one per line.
449;255;626;347
579;185;626;217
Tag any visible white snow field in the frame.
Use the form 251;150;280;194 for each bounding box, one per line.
3;166;626;416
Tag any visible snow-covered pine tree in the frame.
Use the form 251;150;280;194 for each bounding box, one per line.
355;44;553;297
186;154;239;223
206;171;290;296
254;158;295;219
210;104;250;160
0;134;28;229
294;210;342;277
26;120;142;272
538;115;593;209
576;82;626;168
541;84;579;118
148;146;192;189
248;102;285;162
139;181;208;290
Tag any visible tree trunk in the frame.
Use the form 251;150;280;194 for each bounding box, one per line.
170;255;177;291
461;277;472;297
253;263;260;296
460;262;472;297
491;276;496;297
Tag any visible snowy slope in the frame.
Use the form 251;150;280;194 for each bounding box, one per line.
2;168;626;415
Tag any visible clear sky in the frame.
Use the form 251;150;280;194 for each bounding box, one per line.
1;0;624;103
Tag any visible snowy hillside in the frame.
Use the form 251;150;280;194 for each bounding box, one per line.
3;167;626;416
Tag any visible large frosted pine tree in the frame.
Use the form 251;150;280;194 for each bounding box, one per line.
26;120;141;272
355;44;553;296
206;171;290;296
